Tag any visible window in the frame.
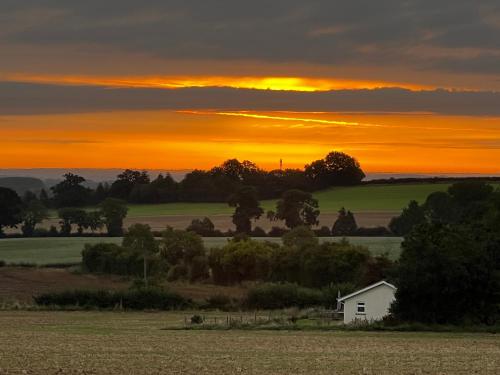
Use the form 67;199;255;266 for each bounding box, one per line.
357;302;366;314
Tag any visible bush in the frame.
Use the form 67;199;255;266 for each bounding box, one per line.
188;255;209;282
354;226;391;236
268;227;288;237
190;314;204;324
246;283;324;309
208;240;274;284
166;264;188;281
33;228;50;237
34;288;190;310
251;226;267;237
48;225;59;236
82;243;143;275
314;226;331;236
0;260;5;267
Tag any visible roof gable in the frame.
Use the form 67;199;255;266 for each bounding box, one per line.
337;280;396;302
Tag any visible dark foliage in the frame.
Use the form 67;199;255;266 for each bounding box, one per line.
332;207;358;236
0;187;22;236
34;288;190;310
51;173;92;208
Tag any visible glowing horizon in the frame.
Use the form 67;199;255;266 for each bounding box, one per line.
1;109;499;174
4;73;434;92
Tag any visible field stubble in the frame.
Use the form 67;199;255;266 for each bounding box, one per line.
0;311;499;374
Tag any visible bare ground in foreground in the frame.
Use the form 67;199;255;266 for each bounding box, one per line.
0;311;499;375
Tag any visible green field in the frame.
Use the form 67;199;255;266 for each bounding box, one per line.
0;311;498;374
0;236;403;265
124;183;453;217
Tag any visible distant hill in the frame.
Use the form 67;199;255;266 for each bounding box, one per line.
0;177;45;195
0;169;190;182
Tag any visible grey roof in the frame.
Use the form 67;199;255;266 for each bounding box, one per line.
337;280;396;302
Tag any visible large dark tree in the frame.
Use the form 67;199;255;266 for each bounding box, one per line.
228;186;264;234
51;173;91;208
389;200;426;236
273;189;320;229
109;169;150;200
0;187;22;236
392;223;500;325
305;151;365;189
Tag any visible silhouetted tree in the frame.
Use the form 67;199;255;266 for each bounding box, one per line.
186;217;216;236
305;151;365;189
20;199;48;236
51;173;91;208
109;170;150;200
0;187;22;236
228;186;264;234
275;189;320;228
332;207;358;236
57;207;87;235
100;198;128;236
389;200;426;236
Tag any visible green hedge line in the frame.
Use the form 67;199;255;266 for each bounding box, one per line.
34;288;191;310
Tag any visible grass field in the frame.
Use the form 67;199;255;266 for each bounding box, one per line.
44;183;454;219
124;183;454;217
0;311;499;374
0;236;403;265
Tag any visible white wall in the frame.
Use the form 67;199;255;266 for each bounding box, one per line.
343;284;396;324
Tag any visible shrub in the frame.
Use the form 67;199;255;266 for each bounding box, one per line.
188;255;209;282
48;226;59;236
34;288;190;310
33;228;50;237
208;239;274;284
82;243;143;275
314;226;331;236
0;260;5;267
354;226;391;236
190;314;204;324
251;226;267;237
167;264;189;281
268;227;288;237
246;283;324;309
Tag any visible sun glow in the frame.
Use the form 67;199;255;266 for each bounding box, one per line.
4;74;432;92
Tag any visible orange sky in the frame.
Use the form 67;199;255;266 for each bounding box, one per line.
2;108;500;173
2;1;500;175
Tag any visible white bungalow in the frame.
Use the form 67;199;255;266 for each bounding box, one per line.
337;281;396;324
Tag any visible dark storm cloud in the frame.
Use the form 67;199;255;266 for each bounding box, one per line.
1;1;500;74
1;81;499;116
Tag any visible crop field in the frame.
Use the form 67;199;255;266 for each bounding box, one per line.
0;311;499;374
0;236;403;265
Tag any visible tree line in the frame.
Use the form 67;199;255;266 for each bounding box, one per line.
44;151;365;207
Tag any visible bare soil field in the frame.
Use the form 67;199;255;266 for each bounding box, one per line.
0;311;499;374
32;211;398;233
0;267;246;304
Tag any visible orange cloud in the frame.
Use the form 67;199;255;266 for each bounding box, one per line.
4;73;432;92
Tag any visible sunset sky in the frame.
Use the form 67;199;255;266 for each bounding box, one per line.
1;1;500;173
